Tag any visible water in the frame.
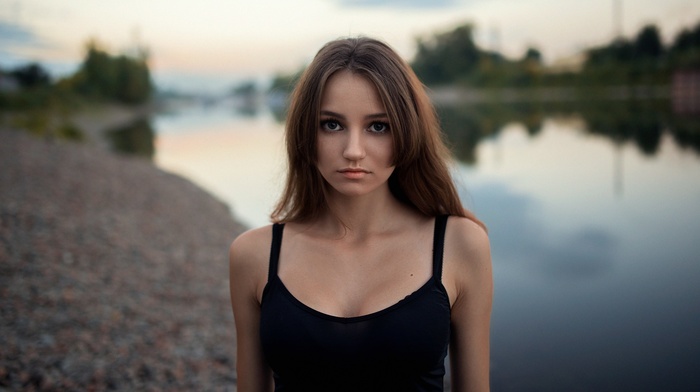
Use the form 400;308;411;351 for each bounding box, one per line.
152;101;700;391
154;105;286;228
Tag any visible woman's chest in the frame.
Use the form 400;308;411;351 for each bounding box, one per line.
276;235;435;318
260;276;451;375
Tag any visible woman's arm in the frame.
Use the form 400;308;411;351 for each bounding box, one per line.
229;228;274;392
445;217;493;392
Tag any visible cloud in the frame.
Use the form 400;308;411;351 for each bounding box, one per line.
0;20;43;47
536;227;617;279
0;18;64;70
466;180;618;281
335;0;460;9
0;18;54;66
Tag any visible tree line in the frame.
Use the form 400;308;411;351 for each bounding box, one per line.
411;21;700;87
68;40;152;104
264;20;700;96
1;39;153;110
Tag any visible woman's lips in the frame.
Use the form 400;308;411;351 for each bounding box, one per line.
338;168;370;179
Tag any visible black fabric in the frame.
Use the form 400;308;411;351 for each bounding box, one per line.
268;222;284;283
260;215;451;392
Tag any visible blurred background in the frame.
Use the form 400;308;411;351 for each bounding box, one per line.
2;0;700;391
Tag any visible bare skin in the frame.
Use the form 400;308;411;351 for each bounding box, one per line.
229;71;493;392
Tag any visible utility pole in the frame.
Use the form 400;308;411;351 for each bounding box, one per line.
490;22;501;56
613;0;623;40
612;0;625;197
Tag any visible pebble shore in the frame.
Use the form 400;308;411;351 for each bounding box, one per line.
0;129;247;391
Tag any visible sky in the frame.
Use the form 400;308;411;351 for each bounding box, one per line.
1;0;698;93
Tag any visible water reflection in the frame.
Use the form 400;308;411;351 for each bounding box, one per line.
582;100;668;156
437;99;700;164
105;117;155;158
461;179;616;281
439;102;547;162
459;122;700;391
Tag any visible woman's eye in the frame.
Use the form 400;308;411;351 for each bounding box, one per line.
322;120;341;131
369;122;388;133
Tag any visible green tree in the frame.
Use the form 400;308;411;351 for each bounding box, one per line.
10;63;51;88
583;23;669;84
523;47;542;63
670;22;700;67
114;54;152;104
71;39;152;104
633;25;663;59
412;24;480;85
268;68;303;95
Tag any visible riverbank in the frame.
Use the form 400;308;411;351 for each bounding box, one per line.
427;85;671;105
0;128;246;390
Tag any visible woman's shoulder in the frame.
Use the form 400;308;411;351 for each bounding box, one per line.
444;215;492;276
446;215;489;251
441;215;492;308
229;224;276;272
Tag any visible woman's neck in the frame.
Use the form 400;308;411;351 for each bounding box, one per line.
317;186;417;239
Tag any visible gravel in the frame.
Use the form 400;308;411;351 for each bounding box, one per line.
0;129;246;391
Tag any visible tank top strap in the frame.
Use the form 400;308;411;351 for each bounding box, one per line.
268;223;285;282
432;215;449;282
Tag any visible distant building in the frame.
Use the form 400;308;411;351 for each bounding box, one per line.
672;70;700;114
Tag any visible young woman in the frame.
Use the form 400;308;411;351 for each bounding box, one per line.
229;37;492;392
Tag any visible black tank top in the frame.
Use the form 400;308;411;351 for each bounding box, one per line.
260;215;451;392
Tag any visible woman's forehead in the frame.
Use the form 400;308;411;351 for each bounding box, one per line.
320;71;386;115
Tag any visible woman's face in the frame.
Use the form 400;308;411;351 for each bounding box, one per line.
315;70;395;199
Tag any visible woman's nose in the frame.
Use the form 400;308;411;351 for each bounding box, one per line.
342;129;366;161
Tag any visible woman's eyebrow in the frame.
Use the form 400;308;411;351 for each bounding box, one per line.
320;110;388;119
320;110;345;119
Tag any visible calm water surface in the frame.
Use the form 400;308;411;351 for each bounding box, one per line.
154;103;700;391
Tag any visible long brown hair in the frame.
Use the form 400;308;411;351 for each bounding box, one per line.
271;37;483;229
